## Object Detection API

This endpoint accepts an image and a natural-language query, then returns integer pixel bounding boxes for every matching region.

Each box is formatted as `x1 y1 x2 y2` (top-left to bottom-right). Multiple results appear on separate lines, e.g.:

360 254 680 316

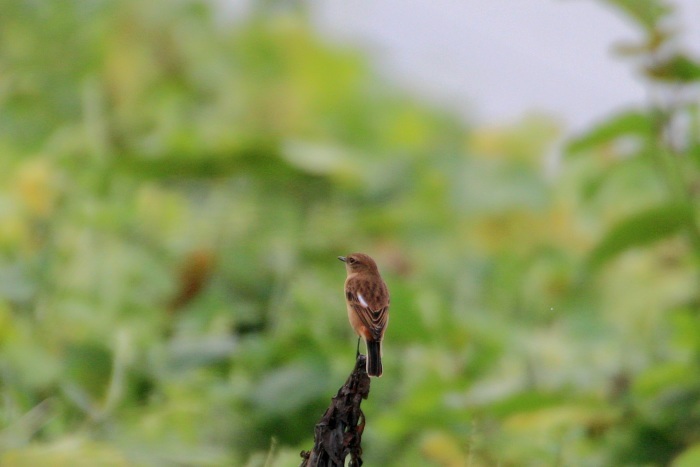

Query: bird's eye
348 257 357 264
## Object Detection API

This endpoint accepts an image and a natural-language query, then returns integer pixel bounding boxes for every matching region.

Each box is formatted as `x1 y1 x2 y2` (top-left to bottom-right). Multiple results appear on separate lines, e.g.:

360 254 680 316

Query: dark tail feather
366 340 383 377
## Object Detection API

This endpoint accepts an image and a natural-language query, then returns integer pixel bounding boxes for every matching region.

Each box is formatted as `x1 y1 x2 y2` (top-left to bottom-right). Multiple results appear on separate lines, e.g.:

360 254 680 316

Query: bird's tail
366 340 383 377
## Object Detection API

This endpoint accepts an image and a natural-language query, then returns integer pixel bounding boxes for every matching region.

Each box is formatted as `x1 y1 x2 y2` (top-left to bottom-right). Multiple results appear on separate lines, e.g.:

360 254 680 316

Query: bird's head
338 253 379 274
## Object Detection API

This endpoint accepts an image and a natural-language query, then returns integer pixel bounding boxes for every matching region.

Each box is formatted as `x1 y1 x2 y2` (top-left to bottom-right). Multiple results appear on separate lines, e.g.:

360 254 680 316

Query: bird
338 253 390 377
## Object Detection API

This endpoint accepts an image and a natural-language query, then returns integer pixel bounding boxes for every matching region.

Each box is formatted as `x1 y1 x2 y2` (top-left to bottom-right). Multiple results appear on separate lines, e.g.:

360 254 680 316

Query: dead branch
300 354 371 467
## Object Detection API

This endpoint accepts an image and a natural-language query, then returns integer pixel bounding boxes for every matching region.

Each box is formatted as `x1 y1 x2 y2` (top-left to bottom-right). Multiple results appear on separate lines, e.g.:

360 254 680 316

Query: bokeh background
2 0 700 465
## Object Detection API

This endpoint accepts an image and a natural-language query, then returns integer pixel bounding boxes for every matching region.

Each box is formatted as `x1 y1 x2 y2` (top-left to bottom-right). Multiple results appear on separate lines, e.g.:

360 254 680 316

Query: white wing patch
357 293 369 308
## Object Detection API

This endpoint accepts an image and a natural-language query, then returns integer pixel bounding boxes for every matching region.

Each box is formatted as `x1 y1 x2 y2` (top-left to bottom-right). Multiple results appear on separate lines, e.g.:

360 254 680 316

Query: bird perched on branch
338 253 390 377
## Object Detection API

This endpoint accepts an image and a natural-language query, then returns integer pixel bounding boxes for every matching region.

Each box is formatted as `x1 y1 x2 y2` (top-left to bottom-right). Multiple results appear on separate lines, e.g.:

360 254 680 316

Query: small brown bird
338 253 390 377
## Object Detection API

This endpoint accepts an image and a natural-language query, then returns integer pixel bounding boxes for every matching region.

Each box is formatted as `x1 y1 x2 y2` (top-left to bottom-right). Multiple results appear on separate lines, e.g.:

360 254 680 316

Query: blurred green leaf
645 54 700 82
674 444 700 467
601 0 671 31
580 155 650 200
567 110 653 154
633 363 697 399
670 308 700 351
691 143 700 169
63 342 113 402
587 203 693 270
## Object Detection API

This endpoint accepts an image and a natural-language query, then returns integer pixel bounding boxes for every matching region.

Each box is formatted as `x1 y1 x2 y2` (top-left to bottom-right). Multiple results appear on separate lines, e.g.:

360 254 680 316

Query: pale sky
311 0 700 132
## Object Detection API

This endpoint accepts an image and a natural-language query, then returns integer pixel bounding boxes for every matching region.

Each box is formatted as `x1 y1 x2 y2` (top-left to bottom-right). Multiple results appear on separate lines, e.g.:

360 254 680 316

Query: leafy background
2 0 700 465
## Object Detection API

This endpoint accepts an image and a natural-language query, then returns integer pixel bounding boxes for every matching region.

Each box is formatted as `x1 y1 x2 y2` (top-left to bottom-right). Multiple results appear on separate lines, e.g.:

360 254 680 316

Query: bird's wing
346 279 389 340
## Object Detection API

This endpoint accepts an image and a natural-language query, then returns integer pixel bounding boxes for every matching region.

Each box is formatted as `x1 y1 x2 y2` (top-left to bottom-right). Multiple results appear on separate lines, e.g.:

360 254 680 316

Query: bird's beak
338 256 347 262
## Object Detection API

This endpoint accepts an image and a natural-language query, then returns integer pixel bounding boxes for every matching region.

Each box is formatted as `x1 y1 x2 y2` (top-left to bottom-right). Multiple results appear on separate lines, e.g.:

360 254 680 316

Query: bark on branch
300 354 371 467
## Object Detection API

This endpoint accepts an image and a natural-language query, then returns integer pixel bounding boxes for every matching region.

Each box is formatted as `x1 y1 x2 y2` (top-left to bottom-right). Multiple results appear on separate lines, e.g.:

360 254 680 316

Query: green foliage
566 110 654 154
601 0 671 31
571 2 700 465
675 444 700 467
586 203 693 270
1 0 699 465
646 54 700 82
